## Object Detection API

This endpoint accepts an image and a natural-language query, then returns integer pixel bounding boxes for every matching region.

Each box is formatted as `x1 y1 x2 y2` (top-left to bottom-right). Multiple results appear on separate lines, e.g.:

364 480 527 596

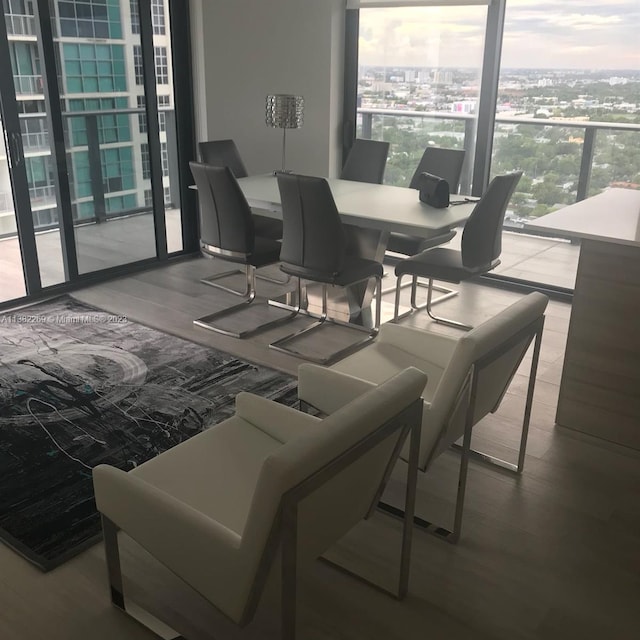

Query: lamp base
273 169 293 175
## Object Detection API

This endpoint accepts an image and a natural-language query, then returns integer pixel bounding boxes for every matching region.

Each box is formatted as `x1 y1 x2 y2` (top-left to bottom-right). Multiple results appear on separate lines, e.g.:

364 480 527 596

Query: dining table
236 174 477 324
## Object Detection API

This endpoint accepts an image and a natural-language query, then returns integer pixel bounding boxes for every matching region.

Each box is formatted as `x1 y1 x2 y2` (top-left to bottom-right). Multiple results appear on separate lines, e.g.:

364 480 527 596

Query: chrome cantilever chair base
200 267 252 296
269 275 382 365
195 265 297 338
382 273 456 305
393 273 472 330
201 265 291 295
381 230 459 313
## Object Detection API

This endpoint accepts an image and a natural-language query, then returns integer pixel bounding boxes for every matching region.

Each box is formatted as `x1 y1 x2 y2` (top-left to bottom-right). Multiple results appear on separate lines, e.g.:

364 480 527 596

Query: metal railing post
86 114 107 223
362 112 373 139
460 118 476 194
577 127 596 202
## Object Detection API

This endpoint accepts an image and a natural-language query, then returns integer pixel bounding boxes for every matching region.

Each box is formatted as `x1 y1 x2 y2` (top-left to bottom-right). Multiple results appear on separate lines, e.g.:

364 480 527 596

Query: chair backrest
341 138 390 184
189 161 254 255
408 146 466 191
277 172 347 275
460 171 522 270
240 367 427 607
428 292 548 463
198 139 249 178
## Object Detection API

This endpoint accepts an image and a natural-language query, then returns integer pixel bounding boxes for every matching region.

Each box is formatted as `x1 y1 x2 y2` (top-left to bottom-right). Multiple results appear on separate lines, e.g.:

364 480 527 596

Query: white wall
191 0 345 177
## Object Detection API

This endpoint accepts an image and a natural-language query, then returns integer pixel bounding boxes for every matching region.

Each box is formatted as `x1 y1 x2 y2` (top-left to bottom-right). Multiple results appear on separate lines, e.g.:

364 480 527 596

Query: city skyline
359 64 640 74
358 0 640 70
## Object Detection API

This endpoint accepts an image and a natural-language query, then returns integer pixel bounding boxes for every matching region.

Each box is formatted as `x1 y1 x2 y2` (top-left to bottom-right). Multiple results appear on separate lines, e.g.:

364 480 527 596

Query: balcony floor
493 230 579 290
0 214 579 304
0 209 184 303
422 227 579 291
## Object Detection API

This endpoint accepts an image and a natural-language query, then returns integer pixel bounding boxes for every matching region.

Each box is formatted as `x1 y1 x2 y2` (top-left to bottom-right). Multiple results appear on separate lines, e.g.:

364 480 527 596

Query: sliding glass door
0 0 194 304
50 0 159 273
1 0 66 299
0 109 28 302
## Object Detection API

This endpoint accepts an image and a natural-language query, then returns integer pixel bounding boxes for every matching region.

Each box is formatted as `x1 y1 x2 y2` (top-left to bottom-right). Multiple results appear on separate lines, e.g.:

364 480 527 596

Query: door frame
0 0 198 307
0 12 42 295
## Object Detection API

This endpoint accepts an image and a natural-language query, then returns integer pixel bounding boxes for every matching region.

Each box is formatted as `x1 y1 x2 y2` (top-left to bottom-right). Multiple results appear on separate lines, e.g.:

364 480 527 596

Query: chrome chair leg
202 266 292 294
195 266 298 338
374 274 382 331
382 272 457 302
200 267 252 297
391 273 459 323
270 276 381 364
393 274 408 322
410 277 457 310
102 516 185 639
376 419 471 545
424 279 473 331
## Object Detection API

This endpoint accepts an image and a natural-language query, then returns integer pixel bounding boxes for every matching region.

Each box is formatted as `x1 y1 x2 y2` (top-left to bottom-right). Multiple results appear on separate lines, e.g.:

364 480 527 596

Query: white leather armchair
93 366 427 640
298 291 549 542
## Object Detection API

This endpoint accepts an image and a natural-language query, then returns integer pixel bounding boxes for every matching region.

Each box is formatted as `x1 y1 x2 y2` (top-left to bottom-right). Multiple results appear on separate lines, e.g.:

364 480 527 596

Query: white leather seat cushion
332 342 444 404
132 416 283 536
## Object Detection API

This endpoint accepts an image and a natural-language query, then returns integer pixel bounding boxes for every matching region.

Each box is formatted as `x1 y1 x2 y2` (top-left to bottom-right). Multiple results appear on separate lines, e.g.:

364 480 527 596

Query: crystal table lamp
265 94 304 173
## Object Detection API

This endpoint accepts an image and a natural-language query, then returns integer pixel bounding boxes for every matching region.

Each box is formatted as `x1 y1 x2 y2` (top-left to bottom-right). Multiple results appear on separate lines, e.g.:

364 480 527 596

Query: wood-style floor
1 256 638 640
0 215 579 304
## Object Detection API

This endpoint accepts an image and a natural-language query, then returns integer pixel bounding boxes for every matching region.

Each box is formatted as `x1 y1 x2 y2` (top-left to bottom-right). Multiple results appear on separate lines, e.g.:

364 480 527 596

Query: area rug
0 296 297 571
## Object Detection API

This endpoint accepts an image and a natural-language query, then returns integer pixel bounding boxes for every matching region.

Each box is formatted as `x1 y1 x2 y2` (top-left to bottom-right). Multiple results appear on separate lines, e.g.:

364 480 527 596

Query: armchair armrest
297 364 377 416
94 465 241 550
235 392 321 443
94 464 254 622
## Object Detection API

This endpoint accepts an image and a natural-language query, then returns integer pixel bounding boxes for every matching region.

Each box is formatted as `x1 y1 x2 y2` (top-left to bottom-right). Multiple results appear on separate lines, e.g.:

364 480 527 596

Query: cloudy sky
358 0 640 69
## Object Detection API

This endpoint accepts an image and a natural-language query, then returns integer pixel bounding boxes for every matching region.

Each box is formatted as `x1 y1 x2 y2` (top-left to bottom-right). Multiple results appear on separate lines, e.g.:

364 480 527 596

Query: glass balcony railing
14 74 44 95
28 184 57 209
0 107 179 237
358 107 640 236
5 13 37 37
0 191 13 214
22 130 50 152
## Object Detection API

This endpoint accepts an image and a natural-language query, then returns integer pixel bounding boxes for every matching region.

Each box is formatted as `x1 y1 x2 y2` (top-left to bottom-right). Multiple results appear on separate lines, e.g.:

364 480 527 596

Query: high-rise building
0 0 174 235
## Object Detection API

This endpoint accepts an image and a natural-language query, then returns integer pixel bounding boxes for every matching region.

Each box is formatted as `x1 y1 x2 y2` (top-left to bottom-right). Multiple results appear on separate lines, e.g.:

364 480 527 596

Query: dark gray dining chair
269 173 384 364
381 147 466 310
387 146 466 257
393 171 523 329
189 162 294 337
199 139 249 178
198 138 283 242
341 138 390 184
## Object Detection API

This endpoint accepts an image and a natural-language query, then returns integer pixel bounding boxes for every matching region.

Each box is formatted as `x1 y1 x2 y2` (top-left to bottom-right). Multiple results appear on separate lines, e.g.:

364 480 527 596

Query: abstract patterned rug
0 296 297 571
